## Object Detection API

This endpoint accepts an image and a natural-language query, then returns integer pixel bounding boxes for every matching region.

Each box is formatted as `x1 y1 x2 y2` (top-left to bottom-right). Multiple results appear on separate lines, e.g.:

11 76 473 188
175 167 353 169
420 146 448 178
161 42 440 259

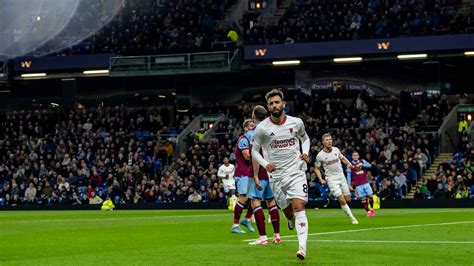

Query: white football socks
294 210 308 253
341 204 355 219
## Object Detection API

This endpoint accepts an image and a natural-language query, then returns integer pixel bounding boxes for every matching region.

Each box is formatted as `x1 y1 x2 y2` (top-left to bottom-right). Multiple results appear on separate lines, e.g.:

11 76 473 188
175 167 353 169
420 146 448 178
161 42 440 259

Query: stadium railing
109 50 240 77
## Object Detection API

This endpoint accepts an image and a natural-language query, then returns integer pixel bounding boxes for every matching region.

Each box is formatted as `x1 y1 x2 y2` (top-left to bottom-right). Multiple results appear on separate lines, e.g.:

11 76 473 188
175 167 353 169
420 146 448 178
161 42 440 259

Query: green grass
0 208 473 265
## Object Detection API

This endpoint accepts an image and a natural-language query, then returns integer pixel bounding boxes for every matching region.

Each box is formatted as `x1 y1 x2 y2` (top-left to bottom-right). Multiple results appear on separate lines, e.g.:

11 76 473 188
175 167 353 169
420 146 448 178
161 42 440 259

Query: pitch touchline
244 221 474 241
285 239 474 244
0 213 229 224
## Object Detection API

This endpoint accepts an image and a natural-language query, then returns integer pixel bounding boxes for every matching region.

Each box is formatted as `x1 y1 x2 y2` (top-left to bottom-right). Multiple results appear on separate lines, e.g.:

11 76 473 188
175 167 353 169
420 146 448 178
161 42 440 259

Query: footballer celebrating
251 89 311 260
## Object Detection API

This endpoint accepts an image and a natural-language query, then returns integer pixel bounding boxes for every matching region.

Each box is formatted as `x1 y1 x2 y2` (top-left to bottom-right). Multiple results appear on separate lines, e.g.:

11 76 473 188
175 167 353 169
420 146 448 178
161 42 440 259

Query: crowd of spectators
53 0 237 56
244 0 473 45
291 91 435 200
413 148 474 199
0 90 472 207
39 0 473 57
299 90 472 201
0 105 188 206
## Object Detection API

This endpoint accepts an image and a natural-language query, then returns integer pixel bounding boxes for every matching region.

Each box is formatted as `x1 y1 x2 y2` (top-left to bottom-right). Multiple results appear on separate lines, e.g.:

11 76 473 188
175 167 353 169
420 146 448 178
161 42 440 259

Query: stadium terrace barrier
0 199 472 211
244 34 474 60
14 54 114 72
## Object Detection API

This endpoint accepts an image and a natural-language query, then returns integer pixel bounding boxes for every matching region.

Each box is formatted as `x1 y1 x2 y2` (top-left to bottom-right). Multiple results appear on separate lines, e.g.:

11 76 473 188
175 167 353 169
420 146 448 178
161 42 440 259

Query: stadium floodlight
397 54 428 60
83 69 109 75
333 57 363 63
272 60 301 66
464 51 474 56
158 95 166 98
21 73 47 78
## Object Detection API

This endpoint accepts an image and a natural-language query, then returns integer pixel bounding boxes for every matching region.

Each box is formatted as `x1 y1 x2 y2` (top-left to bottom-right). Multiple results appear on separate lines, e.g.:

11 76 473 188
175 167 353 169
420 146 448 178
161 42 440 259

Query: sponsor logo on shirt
269 138 297 149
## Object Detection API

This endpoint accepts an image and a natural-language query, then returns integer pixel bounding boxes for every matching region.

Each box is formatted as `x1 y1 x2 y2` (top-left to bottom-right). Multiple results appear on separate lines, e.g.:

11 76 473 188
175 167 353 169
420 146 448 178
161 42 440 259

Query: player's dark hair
252 105 267 121
265 89 284 102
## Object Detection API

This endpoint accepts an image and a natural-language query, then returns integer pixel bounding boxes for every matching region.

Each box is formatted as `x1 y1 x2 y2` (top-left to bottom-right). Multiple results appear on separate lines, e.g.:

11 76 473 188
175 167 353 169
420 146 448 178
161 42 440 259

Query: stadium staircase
266 0 293 27
405 153 453 199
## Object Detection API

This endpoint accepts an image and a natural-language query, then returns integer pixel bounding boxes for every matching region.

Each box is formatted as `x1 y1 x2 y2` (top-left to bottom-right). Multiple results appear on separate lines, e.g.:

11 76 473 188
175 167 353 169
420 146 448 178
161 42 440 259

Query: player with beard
251 89 311 260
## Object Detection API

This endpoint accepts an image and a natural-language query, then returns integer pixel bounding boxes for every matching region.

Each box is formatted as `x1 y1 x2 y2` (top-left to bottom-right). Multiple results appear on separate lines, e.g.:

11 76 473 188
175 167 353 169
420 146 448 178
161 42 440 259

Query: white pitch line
0 213 229 224
244 221 474 242
284 239 474 244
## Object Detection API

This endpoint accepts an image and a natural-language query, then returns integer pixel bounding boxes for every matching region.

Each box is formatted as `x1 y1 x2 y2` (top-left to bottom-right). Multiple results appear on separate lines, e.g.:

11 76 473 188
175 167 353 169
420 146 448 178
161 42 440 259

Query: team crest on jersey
270 132 275 136
289 128 293 133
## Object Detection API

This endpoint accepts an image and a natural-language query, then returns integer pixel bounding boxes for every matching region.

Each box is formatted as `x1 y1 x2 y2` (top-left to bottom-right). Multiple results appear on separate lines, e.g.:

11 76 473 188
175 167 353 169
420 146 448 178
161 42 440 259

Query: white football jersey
252 115 307 179
217 164 235 187
315 147 345 180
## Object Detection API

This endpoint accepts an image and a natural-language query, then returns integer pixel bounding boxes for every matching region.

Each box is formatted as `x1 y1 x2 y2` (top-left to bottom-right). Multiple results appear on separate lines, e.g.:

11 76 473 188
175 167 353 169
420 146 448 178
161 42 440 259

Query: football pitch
0 208 472 265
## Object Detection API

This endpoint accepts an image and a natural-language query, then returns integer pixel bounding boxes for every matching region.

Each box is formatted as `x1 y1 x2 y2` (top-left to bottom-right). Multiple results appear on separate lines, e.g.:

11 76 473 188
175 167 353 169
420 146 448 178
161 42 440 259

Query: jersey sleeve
361 159 371 168
337 148 344 160
238 137 249 150
297 118 306 137
314 154 322 168
251 126 264 150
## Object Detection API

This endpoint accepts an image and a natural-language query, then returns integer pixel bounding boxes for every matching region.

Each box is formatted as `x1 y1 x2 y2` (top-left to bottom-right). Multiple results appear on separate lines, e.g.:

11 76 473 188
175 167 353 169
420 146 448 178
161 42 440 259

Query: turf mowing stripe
285 239 474 244
244 221 474 241
0 213 229 224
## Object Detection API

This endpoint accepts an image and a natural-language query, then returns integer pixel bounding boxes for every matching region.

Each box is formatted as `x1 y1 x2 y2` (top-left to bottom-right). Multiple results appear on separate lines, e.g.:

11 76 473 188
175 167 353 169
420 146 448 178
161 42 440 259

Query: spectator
187 190 202 203
413 186 424 199
198 184 208 202
455 185 469 199
414 148 428 176
89 191 103 205
394 170 407 198
24 183 37 203
123 189 134 204
433 183 446 198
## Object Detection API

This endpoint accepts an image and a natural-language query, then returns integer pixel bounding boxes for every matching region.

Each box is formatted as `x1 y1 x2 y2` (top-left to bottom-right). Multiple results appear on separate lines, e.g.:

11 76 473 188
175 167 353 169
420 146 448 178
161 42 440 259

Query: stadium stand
243 0 473 45
1 90 472 206
53 0 238 56
1 0 473 207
